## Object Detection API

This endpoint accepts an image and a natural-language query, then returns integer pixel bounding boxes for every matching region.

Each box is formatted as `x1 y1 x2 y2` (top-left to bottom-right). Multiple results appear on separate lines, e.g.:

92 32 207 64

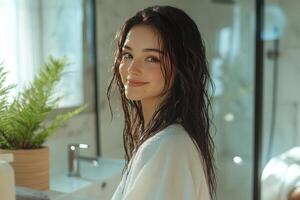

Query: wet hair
107 5 216 199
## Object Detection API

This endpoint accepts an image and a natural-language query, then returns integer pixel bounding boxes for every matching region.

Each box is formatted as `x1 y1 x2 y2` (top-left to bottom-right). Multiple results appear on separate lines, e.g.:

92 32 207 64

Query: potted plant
0 56 86 190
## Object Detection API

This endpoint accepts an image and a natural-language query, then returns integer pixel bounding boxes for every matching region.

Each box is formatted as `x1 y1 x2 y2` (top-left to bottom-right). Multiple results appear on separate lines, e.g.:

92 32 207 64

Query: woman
107 5 216 200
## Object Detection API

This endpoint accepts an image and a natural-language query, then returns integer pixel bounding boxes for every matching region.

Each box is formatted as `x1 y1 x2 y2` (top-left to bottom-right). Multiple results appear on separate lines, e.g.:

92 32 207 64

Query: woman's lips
127 80 148 87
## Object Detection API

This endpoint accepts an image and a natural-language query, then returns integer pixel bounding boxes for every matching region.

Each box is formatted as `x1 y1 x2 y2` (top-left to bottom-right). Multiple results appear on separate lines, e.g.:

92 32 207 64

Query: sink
50 157 124 200
80 157 124 181
69 174 122 200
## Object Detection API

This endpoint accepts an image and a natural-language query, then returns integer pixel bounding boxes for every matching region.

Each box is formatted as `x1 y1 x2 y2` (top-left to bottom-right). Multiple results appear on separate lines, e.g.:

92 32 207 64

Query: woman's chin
125 94 142 101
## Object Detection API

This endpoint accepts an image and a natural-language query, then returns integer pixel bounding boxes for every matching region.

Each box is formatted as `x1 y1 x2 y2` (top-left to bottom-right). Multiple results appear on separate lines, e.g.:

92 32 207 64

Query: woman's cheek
151 67 165 83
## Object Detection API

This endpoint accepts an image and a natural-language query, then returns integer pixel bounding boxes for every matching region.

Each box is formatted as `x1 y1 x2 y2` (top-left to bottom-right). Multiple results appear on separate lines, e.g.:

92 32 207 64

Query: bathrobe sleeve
121 132 210 200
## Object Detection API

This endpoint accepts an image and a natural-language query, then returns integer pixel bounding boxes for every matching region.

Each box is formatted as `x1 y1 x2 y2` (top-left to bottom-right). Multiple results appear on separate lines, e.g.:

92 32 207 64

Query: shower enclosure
261 0 300 199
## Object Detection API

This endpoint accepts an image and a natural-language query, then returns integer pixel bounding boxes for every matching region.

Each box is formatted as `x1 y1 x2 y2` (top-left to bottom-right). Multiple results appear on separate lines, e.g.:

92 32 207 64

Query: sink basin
80 157 124 181
50 157 124 200
69 174 122 200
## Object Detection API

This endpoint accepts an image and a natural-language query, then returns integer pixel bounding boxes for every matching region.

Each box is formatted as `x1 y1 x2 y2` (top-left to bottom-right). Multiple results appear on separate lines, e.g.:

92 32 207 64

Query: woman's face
119 25 169 103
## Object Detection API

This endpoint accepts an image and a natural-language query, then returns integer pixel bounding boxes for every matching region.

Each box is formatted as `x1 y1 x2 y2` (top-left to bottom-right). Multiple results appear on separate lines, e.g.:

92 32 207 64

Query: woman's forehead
123 25 162 50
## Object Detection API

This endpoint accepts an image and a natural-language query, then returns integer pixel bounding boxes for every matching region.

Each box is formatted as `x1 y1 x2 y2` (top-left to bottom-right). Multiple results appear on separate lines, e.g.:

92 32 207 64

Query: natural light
0 0 84 108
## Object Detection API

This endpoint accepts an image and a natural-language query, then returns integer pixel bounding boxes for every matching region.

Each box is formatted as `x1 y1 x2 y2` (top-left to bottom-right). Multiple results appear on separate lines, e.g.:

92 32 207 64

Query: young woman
107 5 216 200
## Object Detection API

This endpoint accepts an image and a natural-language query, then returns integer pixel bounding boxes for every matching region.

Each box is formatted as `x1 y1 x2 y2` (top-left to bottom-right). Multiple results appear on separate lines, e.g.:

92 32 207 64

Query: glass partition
261 1 300 199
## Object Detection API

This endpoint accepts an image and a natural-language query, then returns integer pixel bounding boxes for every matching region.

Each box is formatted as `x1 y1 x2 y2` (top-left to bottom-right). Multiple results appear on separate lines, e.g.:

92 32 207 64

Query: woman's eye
146 56 160 63
121 52 132 59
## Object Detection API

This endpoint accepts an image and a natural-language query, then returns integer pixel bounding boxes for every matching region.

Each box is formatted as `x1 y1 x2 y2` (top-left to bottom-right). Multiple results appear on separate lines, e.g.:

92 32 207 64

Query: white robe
262 147 300 200
111 123 211 200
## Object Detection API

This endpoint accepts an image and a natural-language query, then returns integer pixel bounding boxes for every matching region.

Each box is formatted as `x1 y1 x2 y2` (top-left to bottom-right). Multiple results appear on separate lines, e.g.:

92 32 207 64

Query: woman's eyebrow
143 48 165 55
123 45 165 55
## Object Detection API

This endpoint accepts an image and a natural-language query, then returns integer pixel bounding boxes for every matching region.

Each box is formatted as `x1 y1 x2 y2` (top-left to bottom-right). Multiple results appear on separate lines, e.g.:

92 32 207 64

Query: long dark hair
107 5 216 199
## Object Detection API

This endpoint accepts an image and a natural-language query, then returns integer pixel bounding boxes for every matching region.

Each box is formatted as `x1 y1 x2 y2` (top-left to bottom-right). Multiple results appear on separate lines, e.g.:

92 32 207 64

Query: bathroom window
0 0 86 108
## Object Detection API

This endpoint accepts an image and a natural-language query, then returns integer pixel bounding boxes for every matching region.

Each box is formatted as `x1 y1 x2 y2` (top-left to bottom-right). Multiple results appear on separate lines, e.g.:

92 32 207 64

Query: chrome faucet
68 143 98 177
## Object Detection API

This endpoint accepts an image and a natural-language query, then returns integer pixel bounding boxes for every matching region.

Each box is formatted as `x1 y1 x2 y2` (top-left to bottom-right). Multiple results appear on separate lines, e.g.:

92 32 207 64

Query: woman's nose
128 59 141 75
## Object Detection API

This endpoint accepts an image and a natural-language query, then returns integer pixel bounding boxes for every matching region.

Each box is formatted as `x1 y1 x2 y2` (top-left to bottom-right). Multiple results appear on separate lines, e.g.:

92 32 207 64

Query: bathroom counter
16 186 63 200
16 186 94 200
16 186 66 200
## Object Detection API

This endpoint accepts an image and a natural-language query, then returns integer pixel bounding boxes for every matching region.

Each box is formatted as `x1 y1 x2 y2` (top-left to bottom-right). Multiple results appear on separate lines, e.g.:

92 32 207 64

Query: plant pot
0 146 49 190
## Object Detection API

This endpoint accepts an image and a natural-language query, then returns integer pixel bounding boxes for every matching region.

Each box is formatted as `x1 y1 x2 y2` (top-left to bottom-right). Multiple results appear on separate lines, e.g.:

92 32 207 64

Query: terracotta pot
0 147 49 190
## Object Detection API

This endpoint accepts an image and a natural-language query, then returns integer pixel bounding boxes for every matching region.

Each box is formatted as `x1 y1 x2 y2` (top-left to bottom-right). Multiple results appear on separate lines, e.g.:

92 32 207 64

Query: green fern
0 57 86 149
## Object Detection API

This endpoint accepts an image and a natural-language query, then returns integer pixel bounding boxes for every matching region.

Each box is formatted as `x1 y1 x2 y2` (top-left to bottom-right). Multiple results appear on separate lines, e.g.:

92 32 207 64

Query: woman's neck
141 98 160 128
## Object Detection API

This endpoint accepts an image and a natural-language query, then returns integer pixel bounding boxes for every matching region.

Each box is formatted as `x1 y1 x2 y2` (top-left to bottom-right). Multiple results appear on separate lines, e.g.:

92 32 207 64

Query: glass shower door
210 1 256 199
261 1 300 200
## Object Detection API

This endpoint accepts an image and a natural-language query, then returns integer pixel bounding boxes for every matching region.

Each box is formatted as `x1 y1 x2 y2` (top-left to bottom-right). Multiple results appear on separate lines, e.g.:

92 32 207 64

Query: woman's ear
289 187 300 200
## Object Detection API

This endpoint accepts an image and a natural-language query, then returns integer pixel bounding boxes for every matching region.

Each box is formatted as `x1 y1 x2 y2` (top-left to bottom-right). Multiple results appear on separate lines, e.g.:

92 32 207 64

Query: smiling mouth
127 80 148 87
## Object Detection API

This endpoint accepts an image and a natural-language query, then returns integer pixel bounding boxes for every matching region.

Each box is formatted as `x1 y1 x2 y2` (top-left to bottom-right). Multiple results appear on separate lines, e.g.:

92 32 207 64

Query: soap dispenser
0 153 16 200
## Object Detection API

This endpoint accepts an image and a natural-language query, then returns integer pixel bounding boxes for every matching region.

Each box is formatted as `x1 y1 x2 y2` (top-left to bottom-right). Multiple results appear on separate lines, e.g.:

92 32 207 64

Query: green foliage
0 57 86 149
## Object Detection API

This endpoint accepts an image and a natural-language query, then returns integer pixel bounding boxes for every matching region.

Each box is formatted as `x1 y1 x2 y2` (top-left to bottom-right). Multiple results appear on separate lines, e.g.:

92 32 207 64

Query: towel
262 147 300 200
